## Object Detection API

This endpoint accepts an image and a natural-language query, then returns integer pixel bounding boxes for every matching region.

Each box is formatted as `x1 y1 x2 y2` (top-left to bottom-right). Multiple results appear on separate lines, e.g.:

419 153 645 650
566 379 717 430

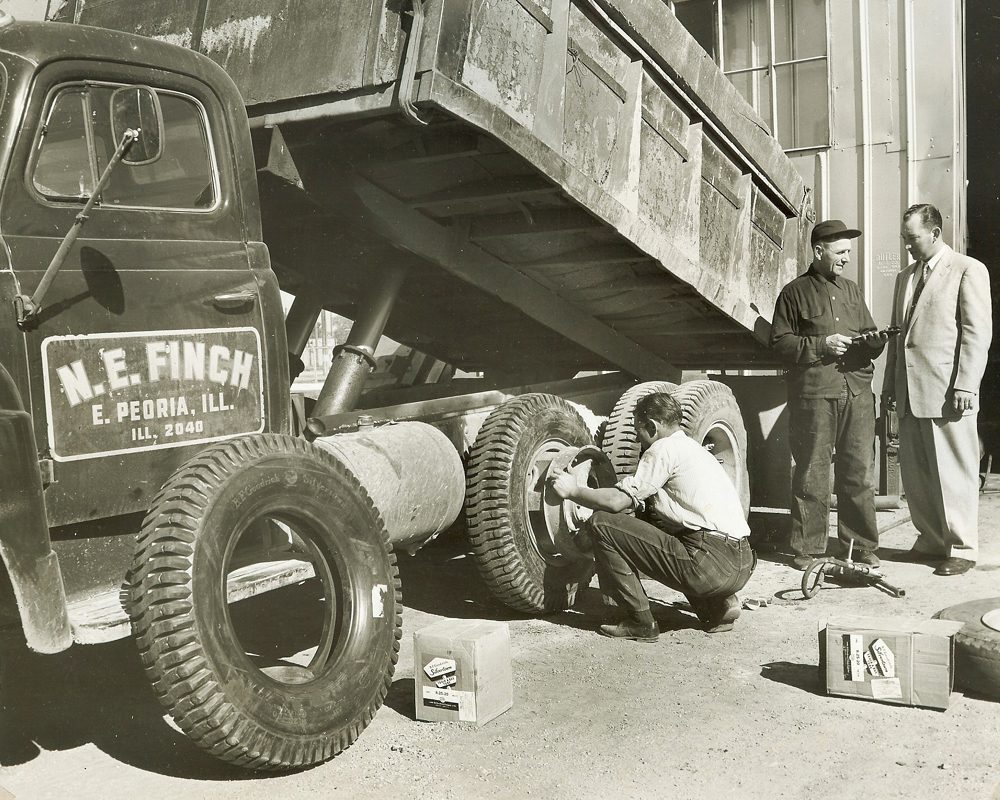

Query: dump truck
1 0 810 770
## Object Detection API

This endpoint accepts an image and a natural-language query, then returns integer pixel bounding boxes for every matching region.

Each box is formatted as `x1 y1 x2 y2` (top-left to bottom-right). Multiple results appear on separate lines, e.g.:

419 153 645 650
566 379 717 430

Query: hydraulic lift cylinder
311 265 407 418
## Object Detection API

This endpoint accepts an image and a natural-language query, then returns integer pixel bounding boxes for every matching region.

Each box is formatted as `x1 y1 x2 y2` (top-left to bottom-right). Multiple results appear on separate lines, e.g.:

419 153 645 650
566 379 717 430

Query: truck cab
0 17 293 644
0 19 288 512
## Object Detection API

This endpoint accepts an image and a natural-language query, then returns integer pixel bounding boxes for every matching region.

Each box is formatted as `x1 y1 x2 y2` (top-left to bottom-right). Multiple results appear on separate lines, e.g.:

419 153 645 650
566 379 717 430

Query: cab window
32 88 94 199
31 82 218 210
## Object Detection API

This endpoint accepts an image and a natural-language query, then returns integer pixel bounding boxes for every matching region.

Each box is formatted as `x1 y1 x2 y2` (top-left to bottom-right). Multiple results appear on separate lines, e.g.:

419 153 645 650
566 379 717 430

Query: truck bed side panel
65 0 406 107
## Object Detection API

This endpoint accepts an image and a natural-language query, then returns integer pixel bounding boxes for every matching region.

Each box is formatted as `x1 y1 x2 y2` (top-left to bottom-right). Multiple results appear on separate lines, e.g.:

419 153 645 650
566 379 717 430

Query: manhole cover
982 608 1000 632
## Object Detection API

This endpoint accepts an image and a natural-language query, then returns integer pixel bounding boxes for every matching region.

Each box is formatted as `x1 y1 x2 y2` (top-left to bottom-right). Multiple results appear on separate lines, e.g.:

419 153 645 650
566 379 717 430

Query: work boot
684 593 711 621
685 593 741 633
702 594 741 634
598 620 659 642
850 549 880 568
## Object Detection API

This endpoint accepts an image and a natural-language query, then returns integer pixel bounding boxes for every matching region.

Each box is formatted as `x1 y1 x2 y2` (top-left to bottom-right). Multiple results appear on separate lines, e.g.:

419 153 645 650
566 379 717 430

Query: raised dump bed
0 5 815 769
64 0 810 383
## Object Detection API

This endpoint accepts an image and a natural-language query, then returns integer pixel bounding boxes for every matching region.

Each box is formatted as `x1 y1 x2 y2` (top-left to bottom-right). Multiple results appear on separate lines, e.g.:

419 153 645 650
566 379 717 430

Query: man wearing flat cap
770 220 891 569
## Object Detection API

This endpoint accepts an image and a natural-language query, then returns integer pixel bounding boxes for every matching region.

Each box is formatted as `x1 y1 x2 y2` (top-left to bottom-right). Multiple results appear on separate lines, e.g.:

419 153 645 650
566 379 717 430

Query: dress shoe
895 547 938 564
933 557 976 576
850 549 880 568
598 620 659 642
702 594 740 633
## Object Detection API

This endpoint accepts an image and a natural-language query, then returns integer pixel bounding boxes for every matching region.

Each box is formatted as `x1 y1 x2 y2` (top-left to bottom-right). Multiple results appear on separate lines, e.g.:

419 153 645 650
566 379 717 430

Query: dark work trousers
586 511 756 621
788 383 878 556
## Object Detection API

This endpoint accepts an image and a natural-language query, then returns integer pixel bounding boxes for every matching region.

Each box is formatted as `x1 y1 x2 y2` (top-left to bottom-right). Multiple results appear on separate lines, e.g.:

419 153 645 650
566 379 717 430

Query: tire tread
128 433 401 770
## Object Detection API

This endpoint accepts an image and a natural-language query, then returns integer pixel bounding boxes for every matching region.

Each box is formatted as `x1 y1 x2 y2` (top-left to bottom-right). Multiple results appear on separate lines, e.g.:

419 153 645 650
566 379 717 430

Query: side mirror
110 85 163 166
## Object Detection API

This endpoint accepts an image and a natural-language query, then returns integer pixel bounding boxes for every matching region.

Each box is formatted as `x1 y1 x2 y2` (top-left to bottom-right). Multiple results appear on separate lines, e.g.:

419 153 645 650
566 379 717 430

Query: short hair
903 203 943 231
634 392 682 428
813 238 848 254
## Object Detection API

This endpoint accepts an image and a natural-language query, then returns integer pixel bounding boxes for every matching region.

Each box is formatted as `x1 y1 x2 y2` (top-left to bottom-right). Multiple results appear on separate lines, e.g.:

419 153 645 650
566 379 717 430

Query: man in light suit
883 203 993 576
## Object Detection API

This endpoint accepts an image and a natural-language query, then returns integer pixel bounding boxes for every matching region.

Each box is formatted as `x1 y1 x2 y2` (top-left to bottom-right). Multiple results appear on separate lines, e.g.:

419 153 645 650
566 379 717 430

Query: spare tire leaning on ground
934 597 1000 701
128 433 401 769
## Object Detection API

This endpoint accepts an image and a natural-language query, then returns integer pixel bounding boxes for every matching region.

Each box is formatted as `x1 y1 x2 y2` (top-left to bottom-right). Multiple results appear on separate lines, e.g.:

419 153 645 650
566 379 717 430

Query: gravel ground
2 486 999 800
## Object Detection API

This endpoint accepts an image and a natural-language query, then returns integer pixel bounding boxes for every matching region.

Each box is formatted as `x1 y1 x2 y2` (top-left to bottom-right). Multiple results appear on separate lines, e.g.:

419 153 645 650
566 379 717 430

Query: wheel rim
222 508 345 687
983 608 1000 633
702 421 740 489
524 437 576 564
530 443 615 562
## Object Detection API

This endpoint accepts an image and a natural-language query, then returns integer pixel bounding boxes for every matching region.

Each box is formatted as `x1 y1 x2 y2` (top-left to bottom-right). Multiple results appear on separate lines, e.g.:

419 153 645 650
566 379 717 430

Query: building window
668 0 830 151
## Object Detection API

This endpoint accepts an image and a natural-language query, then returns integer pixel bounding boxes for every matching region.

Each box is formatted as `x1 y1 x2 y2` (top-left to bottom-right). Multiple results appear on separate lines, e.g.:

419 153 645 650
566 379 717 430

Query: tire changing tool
801 541 905 599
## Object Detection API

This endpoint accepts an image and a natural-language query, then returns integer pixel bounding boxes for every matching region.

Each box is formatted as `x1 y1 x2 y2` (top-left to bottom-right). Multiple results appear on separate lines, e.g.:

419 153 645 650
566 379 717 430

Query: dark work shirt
770 266 883 398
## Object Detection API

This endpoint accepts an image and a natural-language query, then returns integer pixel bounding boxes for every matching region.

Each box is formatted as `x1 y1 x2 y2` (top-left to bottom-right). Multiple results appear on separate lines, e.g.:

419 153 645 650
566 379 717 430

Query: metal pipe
725 55 826 77
767 0 778 141
399 0 431 126
345 264 407 348
903 0 916 206
285 295 324 384
859 0 874 308
284 295 323 356
310 264 408 418
716 0 725 71
954 1 968 250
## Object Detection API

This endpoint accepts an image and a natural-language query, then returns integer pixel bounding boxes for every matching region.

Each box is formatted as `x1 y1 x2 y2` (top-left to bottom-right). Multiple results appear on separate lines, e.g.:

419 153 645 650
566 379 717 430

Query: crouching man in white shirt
550 392 756 641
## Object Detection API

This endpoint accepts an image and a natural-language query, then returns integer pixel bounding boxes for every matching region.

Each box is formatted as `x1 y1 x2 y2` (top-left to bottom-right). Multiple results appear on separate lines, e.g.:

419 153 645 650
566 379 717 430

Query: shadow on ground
395 531 527 622
0 631 254 779
0 578 396 778
558 587 703 632
383 678 417 720
759 661 825 696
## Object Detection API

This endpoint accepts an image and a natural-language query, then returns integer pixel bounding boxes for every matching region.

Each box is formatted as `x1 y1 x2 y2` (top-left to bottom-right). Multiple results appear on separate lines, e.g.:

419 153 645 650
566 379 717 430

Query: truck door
0 61 269 527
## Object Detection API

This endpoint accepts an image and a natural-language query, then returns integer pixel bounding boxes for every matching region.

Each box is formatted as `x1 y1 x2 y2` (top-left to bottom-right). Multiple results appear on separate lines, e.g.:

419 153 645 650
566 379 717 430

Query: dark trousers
788 385 878 556
585 511 756 620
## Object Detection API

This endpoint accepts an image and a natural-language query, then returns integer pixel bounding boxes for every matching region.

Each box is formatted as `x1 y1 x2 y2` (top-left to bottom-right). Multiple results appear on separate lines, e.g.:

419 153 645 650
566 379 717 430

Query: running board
66 559 316 645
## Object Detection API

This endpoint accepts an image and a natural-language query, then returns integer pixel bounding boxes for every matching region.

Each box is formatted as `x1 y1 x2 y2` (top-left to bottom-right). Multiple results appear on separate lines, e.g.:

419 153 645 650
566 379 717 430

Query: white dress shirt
903 244 948 315
616 430 750 538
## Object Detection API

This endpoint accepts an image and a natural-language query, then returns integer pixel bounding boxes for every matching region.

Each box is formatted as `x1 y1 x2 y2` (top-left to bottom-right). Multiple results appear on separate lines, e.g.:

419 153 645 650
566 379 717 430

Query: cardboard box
820 615 965 709
414 619 512 725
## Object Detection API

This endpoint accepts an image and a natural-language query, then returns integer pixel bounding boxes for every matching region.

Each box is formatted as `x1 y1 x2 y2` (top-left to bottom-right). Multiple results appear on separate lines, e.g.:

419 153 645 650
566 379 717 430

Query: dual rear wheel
464 381 749 613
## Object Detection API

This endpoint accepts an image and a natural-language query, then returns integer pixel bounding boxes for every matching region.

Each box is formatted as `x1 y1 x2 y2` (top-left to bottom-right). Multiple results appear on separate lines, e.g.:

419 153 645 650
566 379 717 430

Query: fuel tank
314 420 465 551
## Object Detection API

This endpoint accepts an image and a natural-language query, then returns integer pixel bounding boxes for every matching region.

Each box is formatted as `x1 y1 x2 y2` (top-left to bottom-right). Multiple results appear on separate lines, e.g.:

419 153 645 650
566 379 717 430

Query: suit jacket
884 245 992 418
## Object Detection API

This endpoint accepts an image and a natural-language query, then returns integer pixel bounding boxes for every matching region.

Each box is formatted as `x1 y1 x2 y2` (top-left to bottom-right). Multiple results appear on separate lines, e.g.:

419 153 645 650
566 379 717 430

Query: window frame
670 0 832 152
27 79 222 213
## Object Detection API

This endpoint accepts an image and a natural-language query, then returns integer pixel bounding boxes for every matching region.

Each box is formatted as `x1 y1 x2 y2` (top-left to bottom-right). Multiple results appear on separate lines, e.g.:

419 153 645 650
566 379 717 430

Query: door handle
212 290 256 310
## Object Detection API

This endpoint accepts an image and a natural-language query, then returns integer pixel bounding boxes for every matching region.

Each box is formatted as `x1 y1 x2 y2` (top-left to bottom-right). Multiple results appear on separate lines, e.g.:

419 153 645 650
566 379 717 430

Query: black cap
811 219 862 245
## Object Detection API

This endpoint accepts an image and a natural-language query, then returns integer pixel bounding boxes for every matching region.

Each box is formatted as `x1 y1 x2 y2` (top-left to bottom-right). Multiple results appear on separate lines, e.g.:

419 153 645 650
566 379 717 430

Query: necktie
907 261 928 321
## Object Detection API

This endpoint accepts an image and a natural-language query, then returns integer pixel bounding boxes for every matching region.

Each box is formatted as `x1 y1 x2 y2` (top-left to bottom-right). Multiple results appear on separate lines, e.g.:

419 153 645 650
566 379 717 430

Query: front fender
0 404 72 653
